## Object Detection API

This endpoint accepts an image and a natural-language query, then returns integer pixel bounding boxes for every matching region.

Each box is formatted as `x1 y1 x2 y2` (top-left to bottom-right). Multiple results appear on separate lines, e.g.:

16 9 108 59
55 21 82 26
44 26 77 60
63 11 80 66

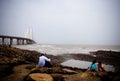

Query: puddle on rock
61 59 115 72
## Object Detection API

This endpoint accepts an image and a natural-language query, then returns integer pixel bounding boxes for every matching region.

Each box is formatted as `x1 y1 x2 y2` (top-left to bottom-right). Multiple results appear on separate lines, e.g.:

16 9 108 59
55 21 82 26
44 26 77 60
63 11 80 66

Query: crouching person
38 54 52 68
88 60 97 71
97 61 106 72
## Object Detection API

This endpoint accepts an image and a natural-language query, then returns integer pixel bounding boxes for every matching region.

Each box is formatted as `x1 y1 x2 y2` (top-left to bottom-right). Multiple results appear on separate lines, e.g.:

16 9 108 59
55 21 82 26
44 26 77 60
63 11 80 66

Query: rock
97 72 110 81
0 65 13 78
51 74 63 81
26 73 53 81
113 76 120 81
62 68 78 74
30 67 78 74
63 72 102 81
0 64 32 81
30 67 63 74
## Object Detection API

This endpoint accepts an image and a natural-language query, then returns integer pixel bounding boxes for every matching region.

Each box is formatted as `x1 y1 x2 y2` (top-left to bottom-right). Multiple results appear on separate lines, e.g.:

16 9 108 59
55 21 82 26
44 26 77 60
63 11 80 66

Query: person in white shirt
38 54 52 67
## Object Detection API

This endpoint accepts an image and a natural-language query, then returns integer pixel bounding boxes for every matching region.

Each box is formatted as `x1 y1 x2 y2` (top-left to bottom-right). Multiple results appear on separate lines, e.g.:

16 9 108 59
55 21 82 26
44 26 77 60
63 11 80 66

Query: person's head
41 54 44 56
98 61 102 64
92 60 96 64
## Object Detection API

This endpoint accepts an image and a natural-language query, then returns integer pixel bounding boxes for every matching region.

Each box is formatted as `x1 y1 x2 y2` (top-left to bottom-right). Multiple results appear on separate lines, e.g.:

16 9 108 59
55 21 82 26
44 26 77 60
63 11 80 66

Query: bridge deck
0 35 35 45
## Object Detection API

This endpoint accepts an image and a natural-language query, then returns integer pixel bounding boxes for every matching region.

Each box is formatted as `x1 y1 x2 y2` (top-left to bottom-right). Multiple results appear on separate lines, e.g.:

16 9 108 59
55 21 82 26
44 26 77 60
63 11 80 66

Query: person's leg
44 61 53 67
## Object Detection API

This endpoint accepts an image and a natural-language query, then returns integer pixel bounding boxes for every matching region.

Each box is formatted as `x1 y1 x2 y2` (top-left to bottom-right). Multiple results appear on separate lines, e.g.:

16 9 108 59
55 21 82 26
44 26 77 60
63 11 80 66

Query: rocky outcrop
0 45 120 81
26 73 53 81
25 67 117 81
0 64 34 81
0 45 41 64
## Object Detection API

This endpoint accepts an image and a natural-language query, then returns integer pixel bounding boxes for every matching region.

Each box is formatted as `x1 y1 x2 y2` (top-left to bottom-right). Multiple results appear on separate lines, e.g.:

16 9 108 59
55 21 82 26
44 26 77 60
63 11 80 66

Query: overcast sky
0 0 120 45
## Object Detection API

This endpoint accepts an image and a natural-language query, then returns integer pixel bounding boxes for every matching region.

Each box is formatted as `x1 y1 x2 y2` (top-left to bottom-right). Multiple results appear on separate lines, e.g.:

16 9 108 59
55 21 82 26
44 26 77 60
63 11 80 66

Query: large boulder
26 73 53 81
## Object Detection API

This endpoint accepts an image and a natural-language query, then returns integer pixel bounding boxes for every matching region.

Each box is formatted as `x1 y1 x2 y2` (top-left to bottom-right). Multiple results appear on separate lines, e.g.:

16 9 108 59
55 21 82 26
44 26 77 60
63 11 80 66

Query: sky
0 0 120 45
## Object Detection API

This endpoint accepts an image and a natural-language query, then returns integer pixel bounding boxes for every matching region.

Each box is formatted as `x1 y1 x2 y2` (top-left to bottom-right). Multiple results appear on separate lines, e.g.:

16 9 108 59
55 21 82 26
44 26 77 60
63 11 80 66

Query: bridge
0 35 36 45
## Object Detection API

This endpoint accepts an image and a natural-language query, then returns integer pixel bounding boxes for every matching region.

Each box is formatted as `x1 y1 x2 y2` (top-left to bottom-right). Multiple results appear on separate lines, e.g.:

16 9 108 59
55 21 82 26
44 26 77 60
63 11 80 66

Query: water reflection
61 59 115 72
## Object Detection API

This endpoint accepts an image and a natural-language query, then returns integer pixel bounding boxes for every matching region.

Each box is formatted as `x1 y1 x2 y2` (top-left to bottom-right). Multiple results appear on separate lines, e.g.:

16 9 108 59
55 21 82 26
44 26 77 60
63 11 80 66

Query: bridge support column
26 40 29 44
17 39 20 45
22 39 25 45
2 37 5 45
10 38 13 45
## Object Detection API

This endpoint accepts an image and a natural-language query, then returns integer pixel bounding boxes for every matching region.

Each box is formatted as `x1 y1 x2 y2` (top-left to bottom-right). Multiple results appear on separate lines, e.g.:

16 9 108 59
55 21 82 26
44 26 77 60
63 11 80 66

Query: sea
13 44 120 55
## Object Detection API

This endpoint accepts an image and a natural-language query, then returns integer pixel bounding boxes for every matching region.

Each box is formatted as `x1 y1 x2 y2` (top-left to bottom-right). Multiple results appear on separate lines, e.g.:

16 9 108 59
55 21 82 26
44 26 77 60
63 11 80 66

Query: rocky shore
0 45 120 81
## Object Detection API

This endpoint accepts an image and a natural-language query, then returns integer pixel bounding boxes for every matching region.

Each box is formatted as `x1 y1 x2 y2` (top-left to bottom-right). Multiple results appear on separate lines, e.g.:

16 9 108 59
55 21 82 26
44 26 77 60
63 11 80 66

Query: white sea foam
13 44 120 55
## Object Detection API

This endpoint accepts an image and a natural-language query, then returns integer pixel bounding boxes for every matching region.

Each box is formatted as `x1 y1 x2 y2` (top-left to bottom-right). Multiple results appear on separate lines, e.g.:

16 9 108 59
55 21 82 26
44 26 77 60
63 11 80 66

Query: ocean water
13 44 120 55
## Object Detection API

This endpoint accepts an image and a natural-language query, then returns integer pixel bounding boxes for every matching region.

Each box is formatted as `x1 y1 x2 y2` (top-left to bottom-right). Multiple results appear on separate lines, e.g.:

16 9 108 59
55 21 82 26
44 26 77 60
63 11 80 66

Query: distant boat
25 28 33 39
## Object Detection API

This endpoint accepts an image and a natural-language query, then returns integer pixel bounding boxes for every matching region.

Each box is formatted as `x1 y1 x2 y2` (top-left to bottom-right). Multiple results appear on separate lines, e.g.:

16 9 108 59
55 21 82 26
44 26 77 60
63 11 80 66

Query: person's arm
44 56 51 62
102 64 106 71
